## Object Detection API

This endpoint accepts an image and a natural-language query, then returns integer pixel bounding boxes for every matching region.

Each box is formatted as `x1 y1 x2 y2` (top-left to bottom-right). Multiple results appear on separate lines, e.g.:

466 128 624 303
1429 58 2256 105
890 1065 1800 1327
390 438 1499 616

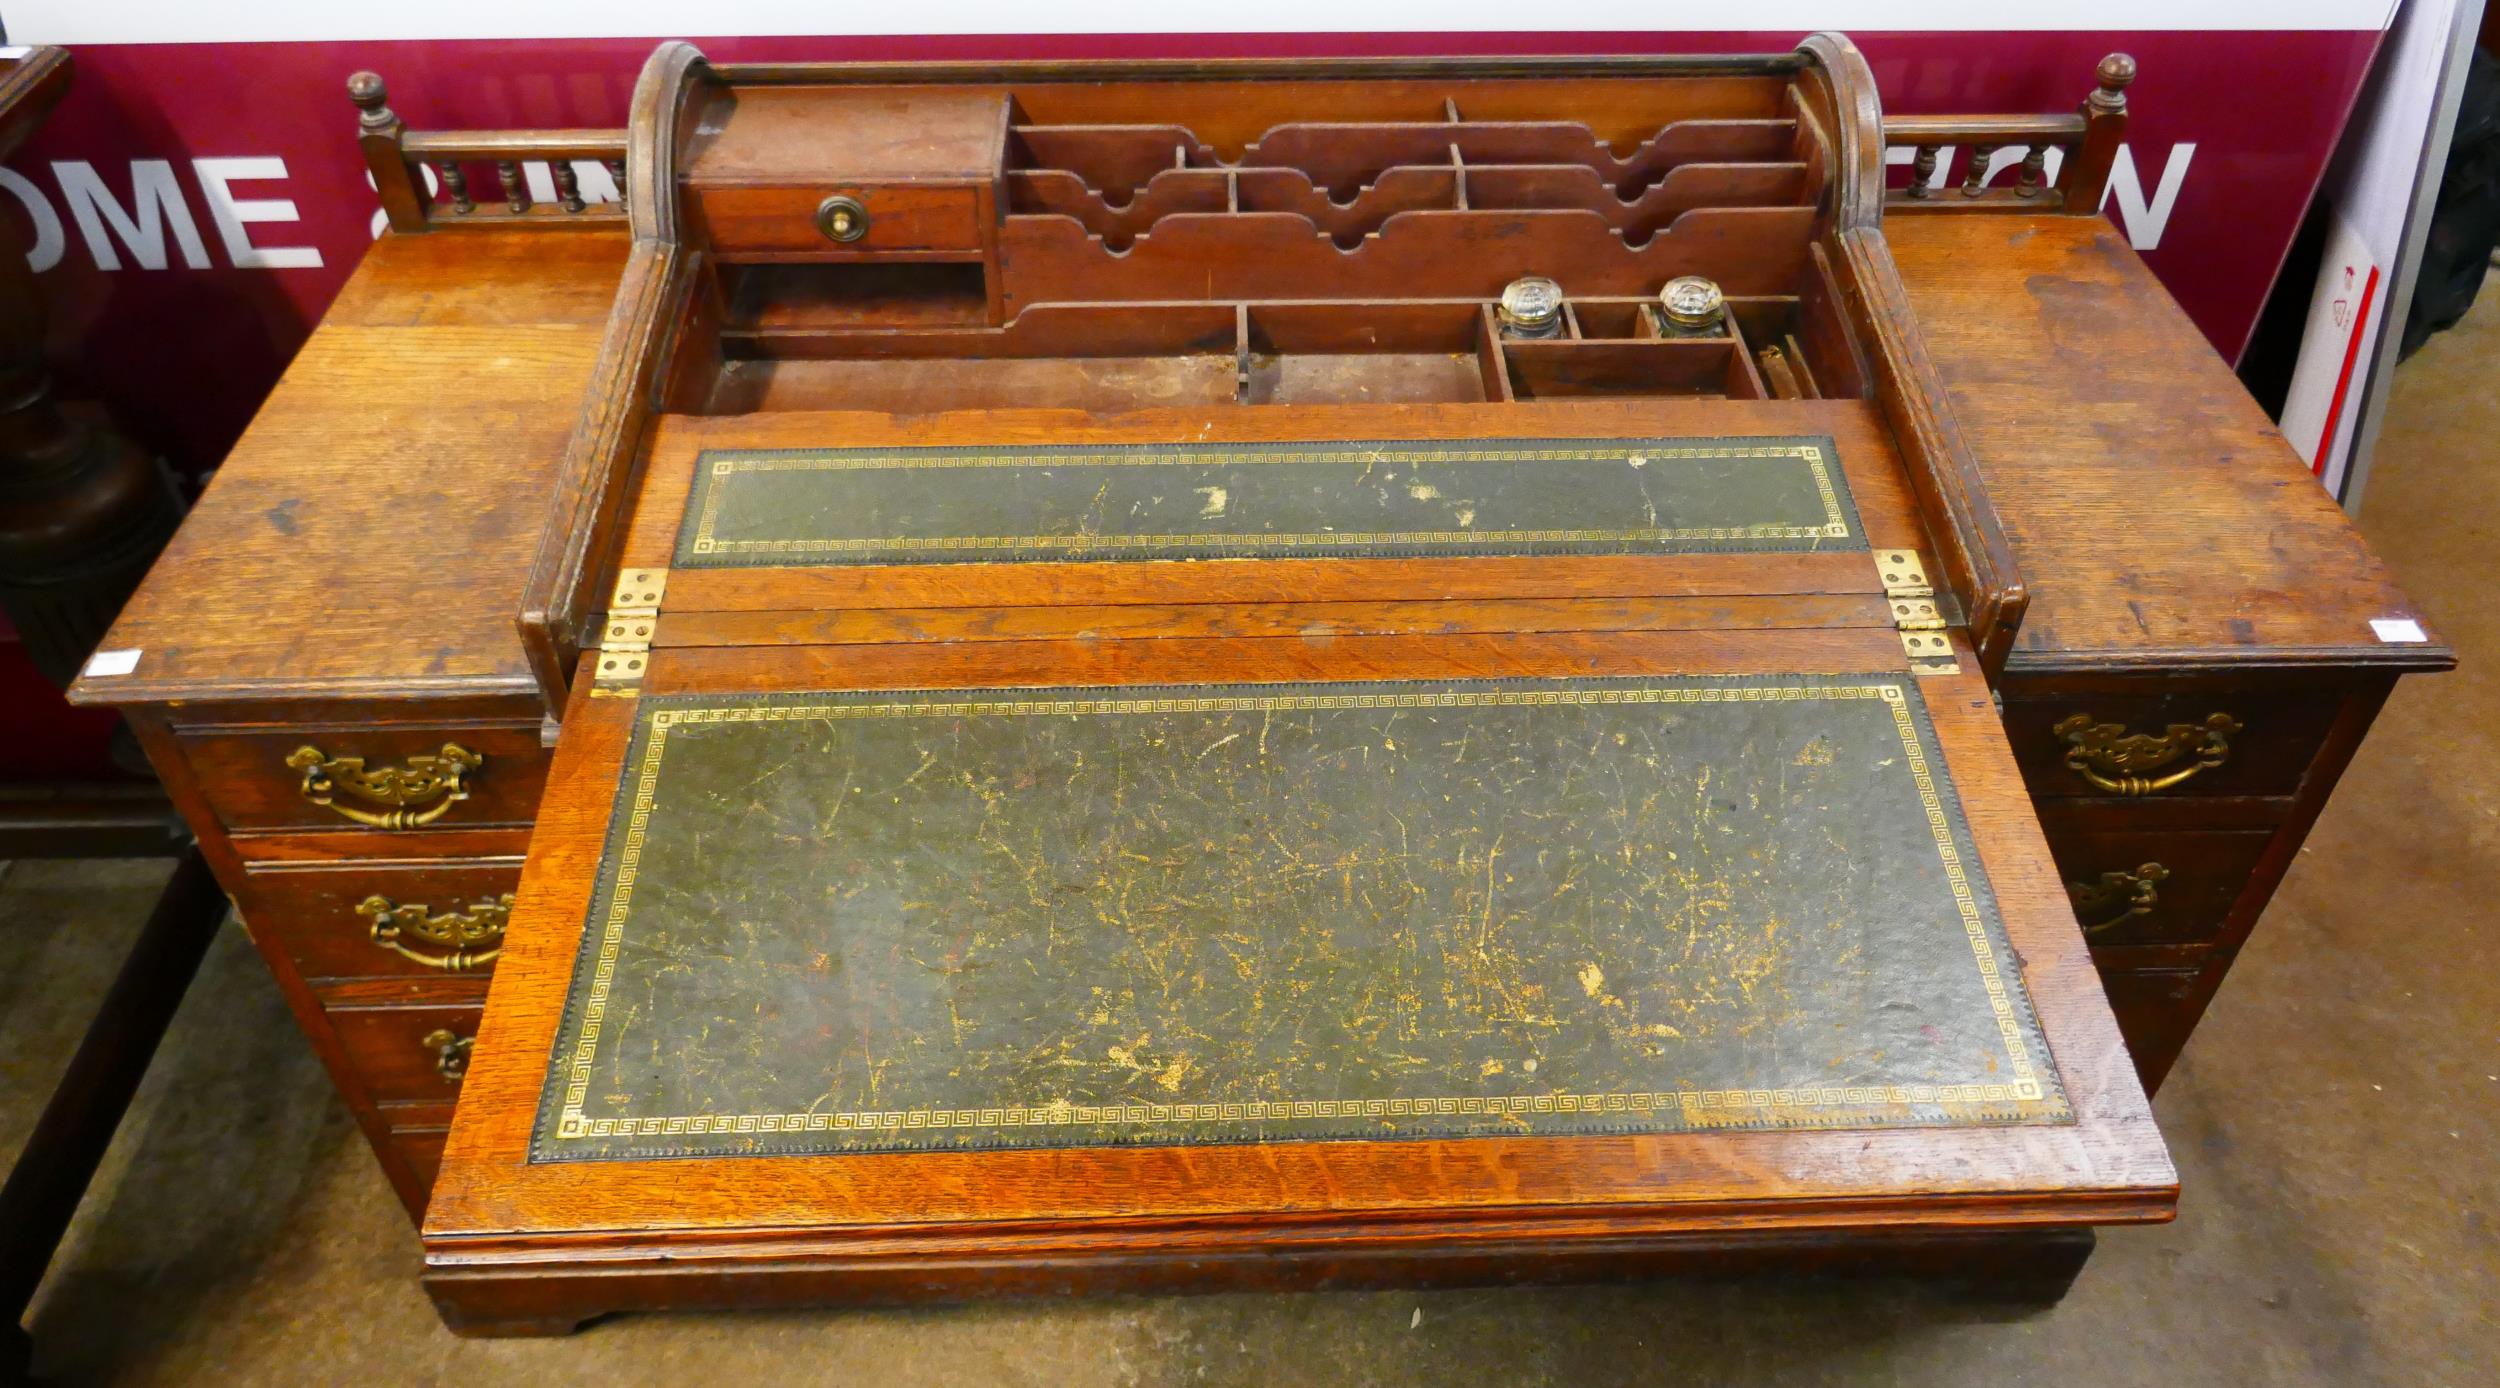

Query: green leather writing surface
535 677 2065 1162
675 436 1859 566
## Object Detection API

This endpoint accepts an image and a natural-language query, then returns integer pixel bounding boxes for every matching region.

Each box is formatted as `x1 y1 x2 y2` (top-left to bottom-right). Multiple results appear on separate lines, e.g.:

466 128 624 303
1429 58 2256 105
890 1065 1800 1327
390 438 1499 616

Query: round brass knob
815 195 869 244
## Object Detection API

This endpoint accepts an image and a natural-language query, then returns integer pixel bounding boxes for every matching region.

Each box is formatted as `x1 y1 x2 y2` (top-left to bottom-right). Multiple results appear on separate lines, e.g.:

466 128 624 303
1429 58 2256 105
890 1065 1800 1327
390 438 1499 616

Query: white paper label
2370 618 2428 644
83 648 141 677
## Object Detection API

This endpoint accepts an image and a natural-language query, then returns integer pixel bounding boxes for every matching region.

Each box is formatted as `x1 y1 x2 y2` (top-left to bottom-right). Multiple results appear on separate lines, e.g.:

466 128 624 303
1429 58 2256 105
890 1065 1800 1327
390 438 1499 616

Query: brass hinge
1875 548 1933 599
1875 550 1959 676
1898 627 1958 672
593 567 666 690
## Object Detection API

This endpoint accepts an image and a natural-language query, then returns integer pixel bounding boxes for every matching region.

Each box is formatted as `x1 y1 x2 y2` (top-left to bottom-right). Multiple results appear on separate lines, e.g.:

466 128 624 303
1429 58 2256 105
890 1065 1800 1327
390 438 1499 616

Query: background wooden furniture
0 45 224 1381
66 39 2444 1243
0 48 184 694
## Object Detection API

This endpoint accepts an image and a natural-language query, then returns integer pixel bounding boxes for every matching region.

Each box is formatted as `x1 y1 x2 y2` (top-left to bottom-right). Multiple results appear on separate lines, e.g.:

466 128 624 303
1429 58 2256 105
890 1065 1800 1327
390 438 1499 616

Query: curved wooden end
624 41 713 243
1795 32 1886 231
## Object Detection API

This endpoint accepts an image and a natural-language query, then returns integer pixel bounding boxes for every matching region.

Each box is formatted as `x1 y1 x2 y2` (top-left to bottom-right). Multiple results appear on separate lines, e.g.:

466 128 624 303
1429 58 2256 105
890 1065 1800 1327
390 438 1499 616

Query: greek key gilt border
676 437 1857 564
541 680 2067 1152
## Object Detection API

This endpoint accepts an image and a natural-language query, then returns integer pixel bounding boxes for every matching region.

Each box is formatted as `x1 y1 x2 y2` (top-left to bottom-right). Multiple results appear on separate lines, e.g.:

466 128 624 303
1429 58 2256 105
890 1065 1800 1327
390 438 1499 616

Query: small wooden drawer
2040 826 2272 946
694 184 984 257
330 1002 481 1106
379 1100 455 1193
183 726 550 833
2004 692 2344 800
240 857 520 982
2094 962 2213 1092
388 1127 449 1193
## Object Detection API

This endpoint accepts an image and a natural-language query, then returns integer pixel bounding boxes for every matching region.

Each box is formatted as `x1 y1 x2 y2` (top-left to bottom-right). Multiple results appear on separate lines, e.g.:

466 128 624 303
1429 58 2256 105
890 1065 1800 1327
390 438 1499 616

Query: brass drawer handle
422 1028 474 1084
2069 862 2170 934
815 194 868 243
2052 712 2241 795
285 743 482 828
357 893 512 971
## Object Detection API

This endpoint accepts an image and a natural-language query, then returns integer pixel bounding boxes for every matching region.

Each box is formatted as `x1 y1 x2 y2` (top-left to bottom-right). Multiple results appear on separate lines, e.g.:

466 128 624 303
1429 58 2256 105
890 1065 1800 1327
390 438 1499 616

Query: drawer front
240 857 520 982
2095 964 2212 1094
379 1100 455 1194
2043 826 2273 946
2005 692 2343 800
330 1002 481 1106
185 726 550 833
388 1127 448 1193
695 183 983 255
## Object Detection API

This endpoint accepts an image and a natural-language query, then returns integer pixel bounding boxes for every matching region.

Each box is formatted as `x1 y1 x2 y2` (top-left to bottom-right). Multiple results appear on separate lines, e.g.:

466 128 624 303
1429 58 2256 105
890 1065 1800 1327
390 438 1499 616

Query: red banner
0 22 2389 776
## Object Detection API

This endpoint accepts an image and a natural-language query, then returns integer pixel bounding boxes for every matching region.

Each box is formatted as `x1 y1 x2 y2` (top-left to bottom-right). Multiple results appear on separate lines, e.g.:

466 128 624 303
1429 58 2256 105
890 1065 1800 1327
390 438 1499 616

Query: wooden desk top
1890 215 2446 676
73 213 2442 712
78 230 627 708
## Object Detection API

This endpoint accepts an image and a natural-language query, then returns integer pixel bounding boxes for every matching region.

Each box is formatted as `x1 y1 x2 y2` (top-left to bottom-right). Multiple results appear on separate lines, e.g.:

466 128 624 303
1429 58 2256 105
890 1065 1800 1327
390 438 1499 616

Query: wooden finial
350 70 427 232
348 71 396 130
2062 54 2137 214
2092 54 2137 114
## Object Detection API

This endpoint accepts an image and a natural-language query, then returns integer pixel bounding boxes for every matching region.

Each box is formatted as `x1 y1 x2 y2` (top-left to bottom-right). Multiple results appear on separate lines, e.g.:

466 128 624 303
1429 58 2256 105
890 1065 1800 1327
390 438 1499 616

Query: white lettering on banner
5 142 2201 269
1878 141 2196 252
520 158 623 207
14 158 321 272
2106 144 2196 251
54 160 209 270
572 160 623 205
0 168 66 272
195 157 323 268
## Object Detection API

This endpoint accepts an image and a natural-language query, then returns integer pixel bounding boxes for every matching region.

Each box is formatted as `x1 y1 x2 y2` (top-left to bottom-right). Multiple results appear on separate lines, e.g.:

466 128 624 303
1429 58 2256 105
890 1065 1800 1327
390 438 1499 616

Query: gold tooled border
552 683 2062 1144
685 442 1851 558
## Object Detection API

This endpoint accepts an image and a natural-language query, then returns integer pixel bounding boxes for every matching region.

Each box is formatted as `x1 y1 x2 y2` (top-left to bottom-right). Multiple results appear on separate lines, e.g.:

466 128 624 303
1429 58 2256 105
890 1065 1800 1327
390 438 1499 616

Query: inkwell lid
1658 276 1727 333
1496 276 1566 335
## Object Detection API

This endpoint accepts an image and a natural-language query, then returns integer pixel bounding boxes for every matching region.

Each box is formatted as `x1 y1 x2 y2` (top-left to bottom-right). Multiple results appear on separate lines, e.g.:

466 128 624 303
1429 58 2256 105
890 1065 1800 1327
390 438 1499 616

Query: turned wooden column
0 48 183 688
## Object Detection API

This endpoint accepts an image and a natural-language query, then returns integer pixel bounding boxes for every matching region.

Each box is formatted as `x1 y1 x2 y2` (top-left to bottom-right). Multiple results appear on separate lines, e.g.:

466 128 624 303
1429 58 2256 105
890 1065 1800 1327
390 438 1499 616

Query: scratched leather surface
534 676 2066 1162
674 436 1859 566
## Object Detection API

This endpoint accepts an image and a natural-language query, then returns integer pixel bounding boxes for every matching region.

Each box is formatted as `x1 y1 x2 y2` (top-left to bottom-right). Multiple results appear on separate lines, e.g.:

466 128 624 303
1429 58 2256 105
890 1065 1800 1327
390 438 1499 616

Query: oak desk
68 38 2441 1326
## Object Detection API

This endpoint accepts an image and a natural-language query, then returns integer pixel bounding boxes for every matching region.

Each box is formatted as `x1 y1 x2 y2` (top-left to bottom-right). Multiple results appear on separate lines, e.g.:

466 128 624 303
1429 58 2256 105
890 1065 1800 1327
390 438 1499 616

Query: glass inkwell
1495 276 1567 340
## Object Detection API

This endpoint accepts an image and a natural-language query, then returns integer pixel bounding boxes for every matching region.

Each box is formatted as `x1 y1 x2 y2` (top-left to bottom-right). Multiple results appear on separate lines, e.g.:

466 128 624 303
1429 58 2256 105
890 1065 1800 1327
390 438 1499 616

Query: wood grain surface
426 634 2171 1257
1890 215 2452 673
66 230 627 708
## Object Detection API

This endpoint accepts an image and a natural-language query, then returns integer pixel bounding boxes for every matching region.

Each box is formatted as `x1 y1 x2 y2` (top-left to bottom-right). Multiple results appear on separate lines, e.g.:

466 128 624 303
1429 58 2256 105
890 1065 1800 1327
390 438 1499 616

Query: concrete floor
5 301 2495 1388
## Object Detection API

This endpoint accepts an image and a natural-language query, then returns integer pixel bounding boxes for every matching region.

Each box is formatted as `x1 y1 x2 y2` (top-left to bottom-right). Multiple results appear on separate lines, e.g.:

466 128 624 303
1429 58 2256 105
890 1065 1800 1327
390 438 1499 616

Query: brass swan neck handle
357 893 511 971
2069 863 2170 934
2053 713 2240 796
285 743 483 828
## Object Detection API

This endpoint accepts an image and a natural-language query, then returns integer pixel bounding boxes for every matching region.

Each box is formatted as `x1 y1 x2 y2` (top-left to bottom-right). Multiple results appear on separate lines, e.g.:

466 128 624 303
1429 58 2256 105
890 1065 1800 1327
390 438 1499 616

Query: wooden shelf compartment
996 72 1796 155
1004 116 1803 202
1500 338 1763 400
